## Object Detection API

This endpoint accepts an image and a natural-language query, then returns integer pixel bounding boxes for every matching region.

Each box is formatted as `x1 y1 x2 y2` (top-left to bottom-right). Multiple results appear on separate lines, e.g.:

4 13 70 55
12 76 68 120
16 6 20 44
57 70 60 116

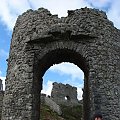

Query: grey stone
44 96 62 115
1 7 120 120
0 91 4 120
0 79 3 91
51 82 79 106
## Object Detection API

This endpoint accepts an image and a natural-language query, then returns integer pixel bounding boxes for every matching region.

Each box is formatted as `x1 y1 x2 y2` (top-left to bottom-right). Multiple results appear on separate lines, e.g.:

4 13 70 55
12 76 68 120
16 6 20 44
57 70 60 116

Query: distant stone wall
0 79 3 91
0 91 4 120
41 82 81 116
51 82 79 106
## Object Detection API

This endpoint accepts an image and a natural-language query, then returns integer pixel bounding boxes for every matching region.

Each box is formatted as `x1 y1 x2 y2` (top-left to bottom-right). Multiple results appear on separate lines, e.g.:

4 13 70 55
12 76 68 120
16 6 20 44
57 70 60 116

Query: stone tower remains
1 7 120 120
0 79 4 120
51 82 79 106
0 79 3 91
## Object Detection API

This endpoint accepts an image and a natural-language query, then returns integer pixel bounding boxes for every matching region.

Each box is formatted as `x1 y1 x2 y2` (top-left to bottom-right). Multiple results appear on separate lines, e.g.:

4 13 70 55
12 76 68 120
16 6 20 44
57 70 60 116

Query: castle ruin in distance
0 7 120 120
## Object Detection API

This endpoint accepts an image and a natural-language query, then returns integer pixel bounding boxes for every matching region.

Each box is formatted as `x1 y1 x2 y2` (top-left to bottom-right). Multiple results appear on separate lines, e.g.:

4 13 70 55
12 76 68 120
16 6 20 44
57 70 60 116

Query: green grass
40 104 64 120
40 104 83 120
60 105 83 120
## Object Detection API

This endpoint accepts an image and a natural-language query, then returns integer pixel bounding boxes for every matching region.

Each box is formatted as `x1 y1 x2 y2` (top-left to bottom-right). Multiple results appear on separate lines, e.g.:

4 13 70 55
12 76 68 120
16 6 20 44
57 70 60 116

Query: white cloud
87 0 112 8
31 0 91 17
86 0 120 29
0 0 31 30
77 87 83 100
50 62 84 81
41 80 53 96
0 0 91 30
0 76 6 91
107 1 120 29
8 0 31 14
0 0 120 30
0 0 17 30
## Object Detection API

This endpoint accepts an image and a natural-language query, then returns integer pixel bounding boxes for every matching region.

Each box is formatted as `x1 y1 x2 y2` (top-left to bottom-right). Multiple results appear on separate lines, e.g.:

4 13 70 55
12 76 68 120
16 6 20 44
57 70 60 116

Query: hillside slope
40 104 83 120
40 104 65 120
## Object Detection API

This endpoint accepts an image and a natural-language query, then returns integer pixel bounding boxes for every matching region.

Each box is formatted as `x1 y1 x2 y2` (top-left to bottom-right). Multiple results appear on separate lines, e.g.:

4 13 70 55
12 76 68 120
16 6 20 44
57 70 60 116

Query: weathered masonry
0 79 4 120
1 7 120 120
51 82 79 106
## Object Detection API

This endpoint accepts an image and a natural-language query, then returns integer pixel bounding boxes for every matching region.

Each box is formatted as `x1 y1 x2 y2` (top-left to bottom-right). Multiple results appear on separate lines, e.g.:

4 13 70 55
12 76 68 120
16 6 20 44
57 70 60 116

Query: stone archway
1 7 120 120
34 47 89 120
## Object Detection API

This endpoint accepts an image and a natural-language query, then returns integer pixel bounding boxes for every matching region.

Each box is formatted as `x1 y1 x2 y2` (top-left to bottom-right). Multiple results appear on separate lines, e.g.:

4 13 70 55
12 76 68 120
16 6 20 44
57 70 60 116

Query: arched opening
33 49 90 120
41 62 84 100
41 62 84 119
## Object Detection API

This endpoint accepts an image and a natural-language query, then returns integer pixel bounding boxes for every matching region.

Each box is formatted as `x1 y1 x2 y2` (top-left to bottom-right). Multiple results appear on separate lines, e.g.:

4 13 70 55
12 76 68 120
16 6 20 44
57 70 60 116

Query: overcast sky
0 0 120 100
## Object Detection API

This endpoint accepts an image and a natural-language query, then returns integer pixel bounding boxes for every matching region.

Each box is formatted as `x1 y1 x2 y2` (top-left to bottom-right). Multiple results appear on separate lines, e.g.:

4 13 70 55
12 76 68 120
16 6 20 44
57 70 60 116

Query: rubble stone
1 7 120 120
51 82 79 106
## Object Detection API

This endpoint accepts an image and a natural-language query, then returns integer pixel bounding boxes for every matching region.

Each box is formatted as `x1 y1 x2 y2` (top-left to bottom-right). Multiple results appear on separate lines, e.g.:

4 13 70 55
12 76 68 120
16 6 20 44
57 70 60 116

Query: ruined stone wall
0 91 4 120
1 7 120 120
51 82 79 106
0 79 4 120
0 79 3 91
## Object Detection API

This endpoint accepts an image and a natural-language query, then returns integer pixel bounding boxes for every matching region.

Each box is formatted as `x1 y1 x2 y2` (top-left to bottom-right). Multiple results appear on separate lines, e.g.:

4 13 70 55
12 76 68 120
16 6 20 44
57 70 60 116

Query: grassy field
40 104 83 120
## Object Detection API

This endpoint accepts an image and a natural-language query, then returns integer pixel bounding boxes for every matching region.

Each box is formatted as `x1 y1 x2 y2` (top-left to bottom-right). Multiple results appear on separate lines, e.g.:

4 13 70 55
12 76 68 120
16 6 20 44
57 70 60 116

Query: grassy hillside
40 104 83 120
61 105 83 120
40 104 65 120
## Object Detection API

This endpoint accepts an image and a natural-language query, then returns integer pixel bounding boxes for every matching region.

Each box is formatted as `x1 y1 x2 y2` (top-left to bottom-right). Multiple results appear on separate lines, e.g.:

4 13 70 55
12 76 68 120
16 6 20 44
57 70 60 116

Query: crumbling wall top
51 82 79 106
12 7 117 45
